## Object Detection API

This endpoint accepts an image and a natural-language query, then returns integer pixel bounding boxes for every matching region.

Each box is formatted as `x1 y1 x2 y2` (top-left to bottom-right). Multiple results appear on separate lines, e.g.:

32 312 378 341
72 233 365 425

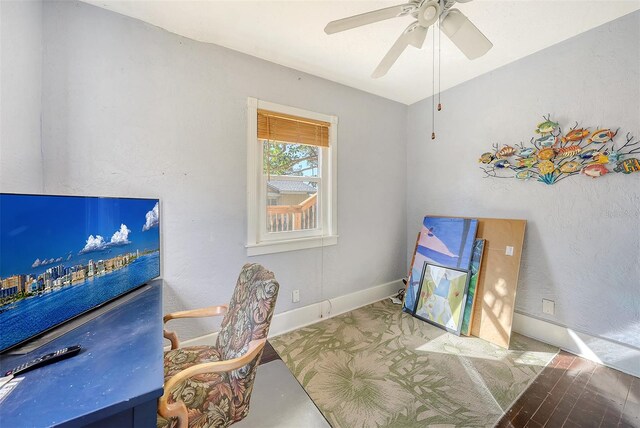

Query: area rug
270 299 558 428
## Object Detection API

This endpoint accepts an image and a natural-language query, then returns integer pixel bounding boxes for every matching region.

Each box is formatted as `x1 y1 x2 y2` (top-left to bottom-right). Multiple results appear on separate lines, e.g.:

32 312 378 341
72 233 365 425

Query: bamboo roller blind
257 109 330 147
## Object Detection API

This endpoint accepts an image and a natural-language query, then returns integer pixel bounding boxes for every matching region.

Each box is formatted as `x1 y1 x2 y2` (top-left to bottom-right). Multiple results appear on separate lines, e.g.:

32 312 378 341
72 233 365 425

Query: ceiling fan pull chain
431 21 436 140
437 13 442 112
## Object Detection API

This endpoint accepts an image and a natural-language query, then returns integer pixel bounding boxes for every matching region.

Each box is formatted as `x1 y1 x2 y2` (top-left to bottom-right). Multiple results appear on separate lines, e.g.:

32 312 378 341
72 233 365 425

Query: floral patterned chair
157 263 279 428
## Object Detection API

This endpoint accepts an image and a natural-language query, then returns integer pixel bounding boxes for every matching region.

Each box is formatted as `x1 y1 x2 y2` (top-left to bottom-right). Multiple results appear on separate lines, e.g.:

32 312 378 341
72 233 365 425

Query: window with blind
247 98 338 256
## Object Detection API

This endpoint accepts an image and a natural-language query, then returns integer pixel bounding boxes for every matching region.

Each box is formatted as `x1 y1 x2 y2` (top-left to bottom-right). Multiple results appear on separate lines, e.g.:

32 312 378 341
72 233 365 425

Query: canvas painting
460 239 486 336
414 263 469 334
404 217 478 313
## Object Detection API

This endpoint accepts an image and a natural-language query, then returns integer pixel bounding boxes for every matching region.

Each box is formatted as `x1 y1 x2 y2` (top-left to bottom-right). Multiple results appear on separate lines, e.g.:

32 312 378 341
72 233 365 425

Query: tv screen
0 194 160 352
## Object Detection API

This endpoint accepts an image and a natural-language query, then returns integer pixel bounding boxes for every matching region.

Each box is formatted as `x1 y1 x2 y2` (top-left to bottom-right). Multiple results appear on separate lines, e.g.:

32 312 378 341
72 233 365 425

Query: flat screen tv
0 194 160 353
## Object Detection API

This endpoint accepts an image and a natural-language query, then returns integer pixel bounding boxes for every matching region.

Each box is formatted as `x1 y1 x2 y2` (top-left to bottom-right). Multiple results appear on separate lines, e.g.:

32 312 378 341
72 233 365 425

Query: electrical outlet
505 246 514 256
542 299 555 315
292 289 300 303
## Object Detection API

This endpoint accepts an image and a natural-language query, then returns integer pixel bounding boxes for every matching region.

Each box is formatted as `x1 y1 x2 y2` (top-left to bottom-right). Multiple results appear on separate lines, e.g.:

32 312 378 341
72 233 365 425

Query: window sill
246 235 338 256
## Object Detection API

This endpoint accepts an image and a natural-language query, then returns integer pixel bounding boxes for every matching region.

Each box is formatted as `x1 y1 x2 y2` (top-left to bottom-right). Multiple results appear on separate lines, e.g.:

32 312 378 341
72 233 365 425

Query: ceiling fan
324 0 493 78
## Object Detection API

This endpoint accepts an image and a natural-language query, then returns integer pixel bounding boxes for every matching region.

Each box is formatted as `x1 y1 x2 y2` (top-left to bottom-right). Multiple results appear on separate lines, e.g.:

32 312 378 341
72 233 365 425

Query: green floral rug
270 299 558 428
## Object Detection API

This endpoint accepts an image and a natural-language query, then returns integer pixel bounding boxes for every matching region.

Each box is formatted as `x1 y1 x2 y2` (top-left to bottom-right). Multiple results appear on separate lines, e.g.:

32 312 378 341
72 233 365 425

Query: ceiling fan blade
325 3 418 35
372 22 424 79
440 8 492 60
408 24 428 49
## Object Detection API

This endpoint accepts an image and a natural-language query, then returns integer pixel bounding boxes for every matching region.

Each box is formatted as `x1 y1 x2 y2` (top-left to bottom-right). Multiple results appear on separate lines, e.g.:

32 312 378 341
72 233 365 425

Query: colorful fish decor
581 164 609 178
518 147 535 157
613 158 640 174
591 153 609 164
537 148 556 160
496 145 517 159
516 170 533 180
517 157 537 168
608 150 622 164
555 145 581 159
579 149 599 160
478 116 640 185
537 160 555 175
535 134 556 147
478 152 494 164
535 116 559 135
561 128 590 144
588 128 618 144
559 161 581 173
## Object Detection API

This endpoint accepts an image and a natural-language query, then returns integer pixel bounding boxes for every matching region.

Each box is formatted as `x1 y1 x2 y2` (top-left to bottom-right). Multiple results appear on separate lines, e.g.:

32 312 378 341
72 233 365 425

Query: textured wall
40 1 407 340
0 0 43 193
407 12 640 348
4 0 637 353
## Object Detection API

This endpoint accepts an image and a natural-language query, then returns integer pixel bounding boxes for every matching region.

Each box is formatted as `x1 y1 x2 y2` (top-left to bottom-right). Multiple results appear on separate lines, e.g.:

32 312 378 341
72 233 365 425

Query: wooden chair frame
163 304 229 350
159 305 266 428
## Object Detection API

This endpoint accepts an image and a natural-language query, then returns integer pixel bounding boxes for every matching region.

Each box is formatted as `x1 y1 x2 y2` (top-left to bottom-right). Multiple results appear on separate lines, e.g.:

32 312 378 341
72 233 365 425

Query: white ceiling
81 0 640 105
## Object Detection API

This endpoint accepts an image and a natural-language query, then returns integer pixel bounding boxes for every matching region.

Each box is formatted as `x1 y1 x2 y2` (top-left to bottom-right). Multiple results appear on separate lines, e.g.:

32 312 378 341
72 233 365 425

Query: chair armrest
163 304 228 323
163 304 229 350
158 338 266 428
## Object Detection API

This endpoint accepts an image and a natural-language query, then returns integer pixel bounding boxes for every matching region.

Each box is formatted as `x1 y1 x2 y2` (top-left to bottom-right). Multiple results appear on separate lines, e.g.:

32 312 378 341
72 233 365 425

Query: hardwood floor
259 340 281 366
497 350 639 428
263 341 639 427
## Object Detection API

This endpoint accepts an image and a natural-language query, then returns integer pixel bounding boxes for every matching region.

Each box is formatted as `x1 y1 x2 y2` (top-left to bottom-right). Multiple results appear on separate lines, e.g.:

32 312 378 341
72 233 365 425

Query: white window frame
246 97 338 256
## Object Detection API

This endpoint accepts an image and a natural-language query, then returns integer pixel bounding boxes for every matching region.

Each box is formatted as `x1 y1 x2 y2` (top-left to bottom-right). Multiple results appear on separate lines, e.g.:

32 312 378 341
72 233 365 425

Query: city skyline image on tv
0 194 161 352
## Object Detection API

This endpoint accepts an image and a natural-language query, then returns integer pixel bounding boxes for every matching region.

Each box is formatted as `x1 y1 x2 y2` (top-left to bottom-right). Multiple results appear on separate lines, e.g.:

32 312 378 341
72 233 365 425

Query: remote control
4 345 82 376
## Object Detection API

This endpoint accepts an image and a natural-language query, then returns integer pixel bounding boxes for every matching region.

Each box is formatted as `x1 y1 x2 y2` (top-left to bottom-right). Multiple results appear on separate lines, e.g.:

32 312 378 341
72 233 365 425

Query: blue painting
404 217 478 313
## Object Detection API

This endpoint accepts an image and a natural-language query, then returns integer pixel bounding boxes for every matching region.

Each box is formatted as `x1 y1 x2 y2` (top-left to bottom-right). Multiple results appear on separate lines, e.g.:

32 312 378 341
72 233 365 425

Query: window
247 98 338 256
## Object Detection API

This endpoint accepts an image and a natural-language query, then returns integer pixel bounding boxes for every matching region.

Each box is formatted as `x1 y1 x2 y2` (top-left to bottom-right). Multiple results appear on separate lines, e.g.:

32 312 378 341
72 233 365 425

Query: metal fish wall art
581 164 609 178
561 128 590 144
614 158 640 174
555 145 582 159
534 115 559 135
588 128 618 144
559 161 581 173
537 148 556 160
479 116 640 185
496 145 517 159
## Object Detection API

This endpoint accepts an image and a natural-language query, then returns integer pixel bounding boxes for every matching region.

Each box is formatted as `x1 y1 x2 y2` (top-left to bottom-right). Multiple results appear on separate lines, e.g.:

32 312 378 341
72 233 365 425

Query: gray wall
0 0 43 193
407 11 640 348
39 1 407 340
2 0 638 350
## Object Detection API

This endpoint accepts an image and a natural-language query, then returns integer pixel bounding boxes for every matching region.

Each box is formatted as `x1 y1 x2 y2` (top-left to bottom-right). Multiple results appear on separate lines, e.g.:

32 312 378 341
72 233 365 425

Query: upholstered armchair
157 263 280 428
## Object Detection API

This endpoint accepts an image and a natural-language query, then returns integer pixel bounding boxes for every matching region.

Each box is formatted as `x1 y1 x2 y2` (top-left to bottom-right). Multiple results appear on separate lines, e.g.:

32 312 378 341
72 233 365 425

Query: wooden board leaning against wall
471 218 527 349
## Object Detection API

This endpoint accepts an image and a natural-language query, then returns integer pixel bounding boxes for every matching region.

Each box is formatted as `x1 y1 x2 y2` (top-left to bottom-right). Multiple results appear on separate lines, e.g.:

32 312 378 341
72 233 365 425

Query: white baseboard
172 284 640 379
513 312 640 378
174 279 402 349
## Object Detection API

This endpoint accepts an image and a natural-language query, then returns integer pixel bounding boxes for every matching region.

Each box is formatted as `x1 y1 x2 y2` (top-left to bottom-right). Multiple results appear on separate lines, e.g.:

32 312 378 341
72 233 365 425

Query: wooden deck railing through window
267 193 317 232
